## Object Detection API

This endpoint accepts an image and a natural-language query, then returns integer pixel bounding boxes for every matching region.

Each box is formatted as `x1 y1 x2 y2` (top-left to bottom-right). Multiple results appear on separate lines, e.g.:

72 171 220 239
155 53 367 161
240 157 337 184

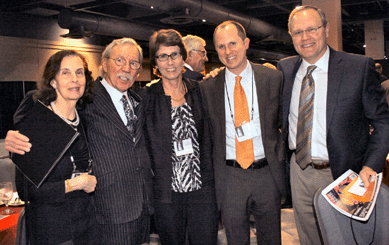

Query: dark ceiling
1 0 388 63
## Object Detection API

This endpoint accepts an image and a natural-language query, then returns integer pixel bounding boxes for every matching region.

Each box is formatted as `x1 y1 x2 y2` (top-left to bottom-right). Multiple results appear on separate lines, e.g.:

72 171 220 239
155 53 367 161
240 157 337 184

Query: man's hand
5 130 31 155
359 166 377 188
203 67 225 80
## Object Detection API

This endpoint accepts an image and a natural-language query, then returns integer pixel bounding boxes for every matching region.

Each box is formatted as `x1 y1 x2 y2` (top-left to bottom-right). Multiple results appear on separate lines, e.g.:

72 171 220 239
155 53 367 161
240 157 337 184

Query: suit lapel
282 57 302 129
326 49 343 132
252 64 267 130
212 70 227 149
94 79 133 140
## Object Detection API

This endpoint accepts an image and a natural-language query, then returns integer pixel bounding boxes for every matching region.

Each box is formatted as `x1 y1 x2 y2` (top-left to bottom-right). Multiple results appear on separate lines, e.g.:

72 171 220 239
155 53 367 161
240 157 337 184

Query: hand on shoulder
203 67 225 80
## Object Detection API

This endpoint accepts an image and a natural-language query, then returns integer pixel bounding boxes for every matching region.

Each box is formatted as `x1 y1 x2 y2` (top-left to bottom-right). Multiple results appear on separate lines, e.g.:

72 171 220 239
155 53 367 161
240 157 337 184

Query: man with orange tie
200 21 286 244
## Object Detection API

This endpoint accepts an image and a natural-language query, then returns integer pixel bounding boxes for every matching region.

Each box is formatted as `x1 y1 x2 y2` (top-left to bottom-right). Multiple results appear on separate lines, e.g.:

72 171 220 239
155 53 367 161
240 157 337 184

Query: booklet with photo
321 169 382 221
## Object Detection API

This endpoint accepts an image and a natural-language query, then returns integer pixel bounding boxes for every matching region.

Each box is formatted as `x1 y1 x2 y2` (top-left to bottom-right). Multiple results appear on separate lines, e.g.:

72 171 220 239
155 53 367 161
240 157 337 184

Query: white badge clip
174 138 194 156
71 171 89 179
236 121 258 142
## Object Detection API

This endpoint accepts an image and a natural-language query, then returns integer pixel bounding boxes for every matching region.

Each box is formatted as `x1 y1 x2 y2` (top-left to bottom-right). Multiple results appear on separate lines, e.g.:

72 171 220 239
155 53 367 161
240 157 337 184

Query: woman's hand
66 174 97 193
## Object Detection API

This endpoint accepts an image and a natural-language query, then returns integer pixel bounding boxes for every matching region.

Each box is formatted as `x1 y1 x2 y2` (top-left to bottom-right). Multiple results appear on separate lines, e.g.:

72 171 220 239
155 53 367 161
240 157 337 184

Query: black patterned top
171 102 202 193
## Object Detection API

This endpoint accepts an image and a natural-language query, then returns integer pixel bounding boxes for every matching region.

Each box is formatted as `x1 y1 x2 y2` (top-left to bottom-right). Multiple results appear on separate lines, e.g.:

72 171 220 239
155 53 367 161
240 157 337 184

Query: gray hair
100 38 143 76
288 5 328 34
182 35 206 53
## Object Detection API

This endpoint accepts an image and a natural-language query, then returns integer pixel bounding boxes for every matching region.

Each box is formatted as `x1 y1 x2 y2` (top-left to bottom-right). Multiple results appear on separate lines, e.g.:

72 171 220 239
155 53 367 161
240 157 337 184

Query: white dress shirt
101 78 131 126
289 46 330 161
224 61 265 160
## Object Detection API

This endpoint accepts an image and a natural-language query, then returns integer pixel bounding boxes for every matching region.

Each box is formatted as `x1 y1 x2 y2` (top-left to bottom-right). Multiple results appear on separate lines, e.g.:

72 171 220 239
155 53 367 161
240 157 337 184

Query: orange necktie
234 75 254 169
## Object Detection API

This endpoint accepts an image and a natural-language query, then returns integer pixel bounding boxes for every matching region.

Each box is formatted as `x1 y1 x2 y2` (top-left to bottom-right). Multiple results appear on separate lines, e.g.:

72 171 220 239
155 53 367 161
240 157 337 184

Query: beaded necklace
50 101 80 130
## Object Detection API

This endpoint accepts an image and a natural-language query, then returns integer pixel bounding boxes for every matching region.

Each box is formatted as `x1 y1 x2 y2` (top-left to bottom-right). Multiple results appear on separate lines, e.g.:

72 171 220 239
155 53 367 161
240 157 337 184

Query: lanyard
225 70 255 124
69 122 93 173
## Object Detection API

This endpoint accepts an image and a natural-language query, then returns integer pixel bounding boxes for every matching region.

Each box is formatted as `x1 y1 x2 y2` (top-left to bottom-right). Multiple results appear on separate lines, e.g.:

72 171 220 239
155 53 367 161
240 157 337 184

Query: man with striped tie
277 5 389 245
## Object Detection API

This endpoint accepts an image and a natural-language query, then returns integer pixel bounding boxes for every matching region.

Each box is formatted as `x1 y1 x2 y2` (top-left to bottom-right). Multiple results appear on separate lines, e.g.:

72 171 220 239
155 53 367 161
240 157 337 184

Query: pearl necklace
50 101 80 129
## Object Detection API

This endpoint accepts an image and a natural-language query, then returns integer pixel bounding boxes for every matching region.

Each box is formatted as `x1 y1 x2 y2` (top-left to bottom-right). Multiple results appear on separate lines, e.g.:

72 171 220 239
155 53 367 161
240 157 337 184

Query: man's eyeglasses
156 52 182 62
192 49 207 57
291 25 324 38
108 57 141 70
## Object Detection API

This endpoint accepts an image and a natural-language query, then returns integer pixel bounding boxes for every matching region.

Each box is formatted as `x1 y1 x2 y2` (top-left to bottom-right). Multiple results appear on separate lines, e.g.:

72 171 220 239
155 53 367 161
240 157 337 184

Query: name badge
236 121 259 142
71 171 89 179
174 138 194 156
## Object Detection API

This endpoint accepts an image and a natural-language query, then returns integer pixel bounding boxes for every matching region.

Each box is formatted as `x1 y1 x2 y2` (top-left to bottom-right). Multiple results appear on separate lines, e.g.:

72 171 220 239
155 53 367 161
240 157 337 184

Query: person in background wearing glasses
138 29 217 244
200 21 285 244
277 5 389 244
182 35 209 81
5 38 154 244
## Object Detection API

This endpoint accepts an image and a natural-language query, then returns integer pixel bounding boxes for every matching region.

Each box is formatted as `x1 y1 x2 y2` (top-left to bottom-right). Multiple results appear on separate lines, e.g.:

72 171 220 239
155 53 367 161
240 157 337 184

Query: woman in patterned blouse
139 29 218 244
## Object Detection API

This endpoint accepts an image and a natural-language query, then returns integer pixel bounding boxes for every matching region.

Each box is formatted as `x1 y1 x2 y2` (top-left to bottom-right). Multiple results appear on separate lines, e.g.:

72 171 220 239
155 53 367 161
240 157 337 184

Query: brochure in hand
321 169 382 221
11 100 79 188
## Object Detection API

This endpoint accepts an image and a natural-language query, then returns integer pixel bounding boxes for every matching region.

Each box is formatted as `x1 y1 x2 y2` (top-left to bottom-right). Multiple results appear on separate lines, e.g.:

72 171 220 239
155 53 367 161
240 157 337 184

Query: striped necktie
120 95 136 135
234 75 254 169
296 65 317 169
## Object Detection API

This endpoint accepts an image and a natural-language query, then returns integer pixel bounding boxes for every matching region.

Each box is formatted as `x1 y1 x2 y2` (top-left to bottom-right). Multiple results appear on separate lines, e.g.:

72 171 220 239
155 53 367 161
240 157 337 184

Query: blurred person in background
182 34 209 81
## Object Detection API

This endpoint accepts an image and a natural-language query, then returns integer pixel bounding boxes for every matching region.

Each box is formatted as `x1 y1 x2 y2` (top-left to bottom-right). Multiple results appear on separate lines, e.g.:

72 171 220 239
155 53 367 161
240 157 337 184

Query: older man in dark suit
201 21 285 245
5 38 153 244
182 35 209 81
277 5 389 245
83 38 153 244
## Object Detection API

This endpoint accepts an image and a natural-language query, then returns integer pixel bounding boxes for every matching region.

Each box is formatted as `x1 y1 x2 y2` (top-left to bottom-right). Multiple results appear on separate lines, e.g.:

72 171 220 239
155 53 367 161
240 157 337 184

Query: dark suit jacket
380 79 389 104
200 62 286 207
278 47 389 179
82 77 153 224
183 69 204 82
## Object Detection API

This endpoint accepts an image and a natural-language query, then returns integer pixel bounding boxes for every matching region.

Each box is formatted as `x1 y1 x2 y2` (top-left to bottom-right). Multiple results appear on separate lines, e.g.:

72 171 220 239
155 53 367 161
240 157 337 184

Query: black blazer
200 62 286 207
278 47 389 179
82 78 153 224
139 78 215 203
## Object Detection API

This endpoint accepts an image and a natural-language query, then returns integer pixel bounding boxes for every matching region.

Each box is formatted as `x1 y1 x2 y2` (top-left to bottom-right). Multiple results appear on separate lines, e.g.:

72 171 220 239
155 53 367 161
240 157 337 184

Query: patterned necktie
296 65 317 169
234 75 254 169
120 95 135 135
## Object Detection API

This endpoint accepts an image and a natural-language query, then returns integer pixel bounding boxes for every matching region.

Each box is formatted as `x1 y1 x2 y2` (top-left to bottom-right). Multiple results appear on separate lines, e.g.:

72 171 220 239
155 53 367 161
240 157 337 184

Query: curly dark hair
149 29 187 76
34 50 94 110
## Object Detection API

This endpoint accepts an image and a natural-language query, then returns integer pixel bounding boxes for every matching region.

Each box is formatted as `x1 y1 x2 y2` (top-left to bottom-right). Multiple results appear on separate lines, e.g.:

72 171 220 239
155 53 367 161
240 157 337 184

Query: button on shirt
101 78 133 126
225 61 265 160
289 46 330 161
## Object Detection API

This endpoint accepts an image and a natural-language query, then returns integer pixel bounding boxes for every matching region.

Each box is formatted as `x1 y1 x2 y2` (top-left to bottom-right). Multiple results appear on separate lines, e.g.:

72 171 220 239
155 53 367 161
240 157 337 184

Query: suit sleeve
362 57 389 172
14 90 36 128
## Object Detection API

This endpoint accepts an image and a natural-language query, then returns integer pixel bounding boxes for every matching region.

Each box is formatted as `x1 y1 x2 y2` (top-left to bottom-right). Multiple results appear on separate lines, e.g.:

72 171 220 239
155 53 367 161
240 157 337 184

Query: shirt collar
101 78 128 101
184 63 194 71
225 60 252 83
301 46 330 73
